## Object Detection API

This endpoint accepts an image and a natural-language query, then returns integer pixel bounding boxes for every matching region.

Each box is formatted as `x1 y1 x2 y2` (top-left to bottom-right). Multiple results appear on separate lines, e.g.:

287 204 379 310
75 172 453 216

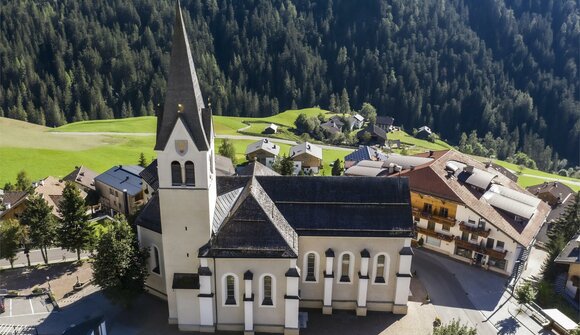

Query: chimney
429 150 434 157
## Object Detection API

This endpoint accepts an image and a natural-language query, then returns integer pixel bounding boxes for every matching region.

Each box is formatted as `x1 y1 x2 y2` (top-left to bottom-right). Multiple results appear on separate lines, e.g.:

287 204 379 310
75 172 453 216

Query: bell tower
155 1 216 325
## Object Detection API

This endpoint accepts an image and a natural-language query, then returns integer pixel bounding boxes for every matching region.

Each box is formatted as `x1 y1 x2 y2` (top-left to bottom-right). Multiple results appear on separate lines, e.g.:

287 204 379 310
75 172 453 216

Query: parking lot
0 295 53 320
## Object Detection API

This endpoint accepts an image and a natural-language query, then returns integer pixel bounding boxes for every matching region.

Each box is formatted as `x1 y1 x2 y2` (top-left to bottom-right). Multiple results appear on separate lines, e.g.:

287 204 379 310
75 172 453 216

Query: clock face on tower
175 140 188 156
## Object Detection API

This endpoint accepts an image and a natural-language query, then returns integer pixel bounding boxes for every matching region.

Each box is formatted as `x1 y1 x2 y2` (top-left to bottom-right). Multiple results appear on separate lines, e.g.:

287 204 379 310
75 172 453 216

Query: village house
415 126 432 140
375 116 395 132
554 234 580 302
357 124 387 146
527 181 576 244
62 165 98 192
94 165 144 216
398 150 549 276
134 5 414 334
289 142 323 174
264 123 278 134
0 176 87 220
245 139 280 165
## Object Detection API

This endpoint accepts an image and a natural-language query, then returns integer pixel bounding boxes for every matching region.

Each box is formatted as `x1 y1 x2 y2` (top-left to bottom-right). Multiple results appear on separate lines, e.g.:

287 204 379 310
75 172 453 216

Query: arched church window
171 161 182 186
185 161 195 186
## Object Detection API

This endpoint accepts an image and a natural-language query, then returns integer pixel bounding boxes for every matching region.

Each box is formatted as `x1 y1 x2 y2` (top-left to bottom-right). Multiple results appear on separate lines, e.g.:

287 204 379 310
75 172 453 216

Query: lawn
387 130 454 151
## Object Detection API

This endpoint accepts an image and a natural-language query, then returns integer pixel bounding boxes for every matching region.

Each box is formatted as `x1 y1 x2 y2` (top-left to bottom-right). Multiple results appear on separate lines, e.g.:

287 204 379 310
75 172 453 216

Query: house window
426 236 441 247
455 246 473 259
470 234 478 242
488 257 506 270
261 275 274 306
427 221 436 231
439 207 449 218
423 203 433 214
374 254 389 284
185 161 195 186
441 224 450 232
109 188 114 195
486 238 495 249
337 252 354 283
496 241 505 251
171 161 182 186
152 246 160 274
305 252 317 282
224 274 237 306
461 231 469 241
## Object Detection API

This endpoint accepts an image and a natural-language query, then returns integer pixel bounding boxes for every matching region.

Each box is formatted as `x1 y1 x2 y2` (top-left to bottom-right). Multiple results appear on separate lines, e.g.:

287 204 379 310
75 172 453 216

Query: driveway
413 248 555 335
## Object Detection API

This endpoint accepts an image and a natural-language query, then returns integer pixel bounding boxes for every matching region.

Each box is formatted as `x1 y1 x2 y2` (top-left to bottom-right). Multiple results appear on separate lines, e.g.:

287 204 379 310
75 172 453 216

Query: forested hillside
0 0 578 168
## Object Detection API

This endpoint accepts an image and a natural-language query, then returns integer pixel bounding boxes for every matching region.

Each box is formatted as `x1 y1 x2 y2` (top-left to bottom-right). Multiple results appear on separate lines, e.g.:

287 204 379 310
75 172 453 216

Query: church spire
155 0 210 151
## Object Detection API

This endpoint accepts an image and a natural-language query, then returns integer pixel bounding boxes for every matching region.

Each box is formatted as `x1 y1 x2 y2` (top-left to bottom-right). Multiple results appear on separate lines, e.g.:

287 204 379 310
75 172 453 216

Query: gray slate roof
135 194 161 233
155 3 211 151
94 165 144 196
63 166 98 190
376 116 394 126
140 159 159 190
237 161 280 176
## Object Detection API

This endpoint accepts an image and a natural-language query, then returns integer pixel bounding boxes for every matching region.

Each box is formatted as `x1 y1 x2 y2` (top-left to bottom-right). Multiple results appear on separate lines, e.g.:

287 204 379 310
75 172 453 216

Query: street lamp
46 276 51 292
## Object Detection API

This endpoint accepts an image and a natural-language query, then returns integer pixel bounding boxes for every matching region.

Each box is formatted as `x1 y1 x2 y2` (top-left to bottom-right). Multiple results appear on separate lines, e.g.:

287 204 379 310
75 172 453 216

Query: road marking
0 311 51 318
29 298 34 315
8 299 12 316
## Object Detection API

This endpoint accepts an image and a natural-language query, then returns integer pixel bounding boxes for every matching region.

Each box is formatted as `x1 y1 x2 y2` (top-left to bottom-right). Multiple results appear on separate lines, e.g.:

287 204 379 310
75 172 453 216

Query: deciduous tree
59 182 92 260
20 194 57 264
0 219 27 268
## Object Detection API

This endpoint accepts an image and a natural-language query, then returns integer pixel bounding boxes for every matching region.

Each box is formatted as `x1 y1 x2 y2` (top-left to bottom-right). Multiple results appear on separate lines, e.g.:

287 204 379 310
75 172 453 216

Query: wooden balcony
412 208 457 226
459 222 491 238
454 237 507 259
416 226 454 242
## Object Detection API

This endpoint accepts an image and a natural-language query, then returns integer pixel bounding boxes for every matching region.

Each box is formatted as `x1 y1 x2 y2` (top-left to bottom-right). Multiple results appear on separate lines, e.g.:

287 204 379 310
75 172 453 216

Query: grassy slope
2 112 578 189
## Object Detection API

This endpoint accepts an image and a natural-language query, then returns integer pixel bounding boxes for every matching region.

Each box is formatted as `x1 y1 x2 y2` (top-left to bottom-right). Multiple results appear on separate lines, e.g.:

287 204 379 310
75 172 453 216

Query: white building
135 4 414 334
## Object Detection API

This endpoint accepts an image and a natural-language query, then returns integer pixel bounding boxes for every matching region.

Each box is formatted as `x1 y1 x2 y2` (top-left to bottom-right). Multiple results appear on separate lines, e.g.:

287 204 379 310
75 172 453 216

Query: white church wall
137 226 167 298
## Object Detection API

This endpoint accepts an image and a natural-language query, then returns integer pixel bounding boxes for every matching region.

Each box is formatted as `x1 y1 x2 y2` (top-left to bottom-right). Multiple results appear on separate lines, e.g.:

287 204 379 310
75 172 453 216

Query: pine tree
329 93 338 113
58 182 92 260
218 139 237 164
0 219 27 268
340 88 350 115
138 152 148 168
331 159 342 176
92 216 148 307
272 155 295 175
20 193 57 264
15 170 33 193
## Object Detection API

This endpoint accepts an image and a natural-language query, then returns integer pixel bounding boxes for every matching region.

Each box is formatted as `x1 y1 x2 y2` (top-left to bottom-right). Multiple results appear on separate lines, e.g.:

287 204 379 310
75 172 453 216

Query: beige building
397 150 550 277
554 234 580 301
289 142 322 174
135 4 414 334
94 165 144 216
245 139 280 164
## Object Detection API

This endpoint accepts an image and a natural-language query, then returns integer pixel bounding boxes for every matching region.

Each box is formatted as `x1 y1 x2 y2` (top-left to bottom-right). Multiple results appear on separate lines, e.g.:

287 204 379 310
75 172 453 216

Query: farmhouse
245 139 280 164
94 165 144 216
357 124 387 146
415 126 432 140
289 142 322 174
264 123 278 134
63 165 98 191
375 116 395 132
135 5 414 334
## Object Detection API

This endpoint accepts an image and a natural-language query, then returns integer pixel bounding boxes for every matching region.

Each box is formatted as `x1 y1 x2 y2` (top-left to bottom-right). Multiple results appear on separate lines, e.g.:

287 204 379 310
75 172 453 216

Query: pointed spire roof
155 1 211 151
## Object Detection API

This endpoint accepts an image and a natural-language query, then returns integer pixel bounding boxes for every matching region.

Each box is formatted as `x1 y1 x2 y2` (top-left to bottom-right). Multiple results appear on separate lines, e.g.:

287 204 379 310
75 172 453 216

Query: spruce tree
218 139 237 164
20 193 57 264
332 159 342 176
92 216 148 307
138 152 148 168
58 182 92 260
15 170 33 193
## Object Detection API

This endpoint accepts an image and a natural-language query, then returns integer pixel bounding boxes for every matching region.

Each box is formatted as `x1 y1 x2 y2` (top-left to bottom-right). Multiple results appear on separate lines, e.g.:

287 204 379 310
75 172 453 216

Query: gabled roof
555 234 580 265
290 142 322 160
352 114 364 122
344 161 389 177
94 165 143 196
215 155 236 176
1 191 28 208
237 161 280 176
63 166 98 190
328 115 345 127
32 176 87 217
376 116 394 126
417 126 432 134
135 194 161 233
357 124 387 140
203 177 298 258
140 159 159 190
490 163 518 182
344 146 388 163
527 181 576 222
245 139 280 156
155 2 211 151
398 150 550 246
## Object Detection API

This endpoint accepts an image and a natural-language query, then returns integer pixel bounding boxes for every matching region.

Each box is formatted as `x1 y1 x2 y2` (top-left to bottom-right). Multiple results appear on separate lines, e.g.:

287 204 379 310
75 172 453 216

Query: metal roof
245 138 281 156
290 142 323 160
94 165 144 196
344 164 387 177
483 185 540 219
450 160 497 190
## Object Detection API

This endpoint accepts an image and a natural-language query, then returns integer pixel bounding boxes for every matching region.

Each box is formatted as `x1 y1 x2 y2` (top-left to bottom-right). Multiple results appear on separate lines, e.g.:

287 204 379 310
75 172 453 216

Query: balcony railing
412 208 457 226
459 221 491 238
454 237 507 259
416 226 454 242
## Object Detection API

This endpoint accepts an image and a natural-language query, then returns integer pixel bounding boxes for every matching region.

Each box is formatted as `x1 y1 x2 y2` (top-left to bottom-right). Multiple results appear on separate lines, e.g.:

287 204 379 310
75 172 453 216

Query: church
135 3 414 334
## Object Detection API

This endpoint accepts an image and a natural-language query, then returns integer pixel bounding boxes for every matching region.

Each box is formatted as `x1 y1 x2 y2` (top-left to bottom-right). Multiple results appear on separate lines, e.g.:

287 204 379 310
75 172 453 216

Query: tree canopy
0 0 577 167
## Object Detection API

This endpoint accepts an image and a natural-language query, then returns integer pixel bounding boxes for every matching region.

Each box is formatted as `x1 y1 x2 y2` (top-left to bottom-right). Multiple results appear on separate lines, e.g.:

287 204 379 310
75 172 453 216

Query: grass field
2 112 578 191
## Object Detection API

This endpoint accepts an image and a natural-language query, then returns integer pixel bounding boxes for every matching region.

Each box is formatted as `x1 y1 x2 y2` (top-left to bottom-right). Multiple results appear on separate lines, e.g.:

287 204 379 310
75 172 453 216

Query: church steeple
155 0 211 151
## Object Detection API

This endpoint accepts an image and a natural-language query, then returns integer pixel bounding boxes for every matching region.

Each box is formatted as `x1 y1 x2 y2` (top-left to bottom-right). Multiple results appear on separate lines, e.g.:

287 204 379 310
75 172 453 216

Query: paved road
413 248 554 335
0 248 91 269
412 249 498 335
